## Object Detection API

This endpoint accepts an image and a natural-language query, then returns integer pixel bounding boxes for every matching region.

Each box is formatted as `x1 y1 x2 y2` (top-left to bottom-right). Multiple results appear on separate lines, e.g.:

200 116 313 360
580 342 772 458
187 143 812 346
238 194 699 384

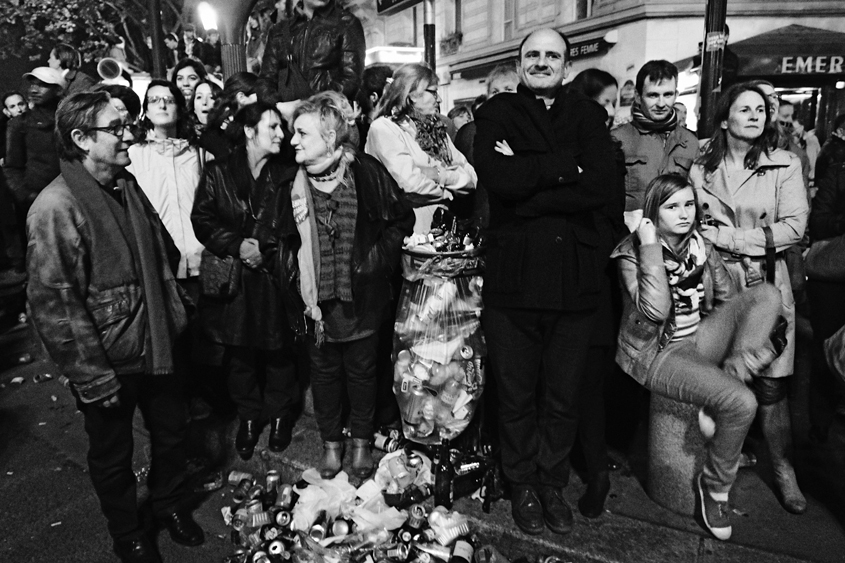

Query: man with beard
473 28 616 536
4 67 65 215
612 60 698 232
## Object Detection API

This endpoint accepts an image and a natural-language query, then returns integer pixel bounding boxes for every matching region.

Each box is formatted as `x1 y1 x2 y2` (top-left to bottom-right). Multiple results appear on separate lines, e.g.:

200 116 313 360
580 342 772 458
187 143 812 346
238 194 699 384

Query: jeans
645 283 782 493
75 372 188 541
225 345 299 422
309 333 379 441
483 306 596 488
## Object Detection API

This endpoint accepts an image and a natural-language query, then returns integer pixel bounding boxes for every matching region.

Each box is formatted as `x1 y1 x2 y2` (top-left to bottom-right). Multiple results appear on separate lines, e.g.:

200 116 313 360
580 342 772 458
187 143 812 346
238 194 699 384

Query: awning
676 24 845 78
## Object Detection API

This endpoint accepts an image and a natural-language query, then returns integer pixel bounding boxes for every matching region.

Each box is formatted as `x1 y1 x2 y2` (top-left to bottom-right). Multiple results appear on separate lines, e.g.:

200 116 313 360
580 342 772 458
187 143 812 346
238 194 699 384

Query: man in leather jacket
26 91 203 563
259 0 365 104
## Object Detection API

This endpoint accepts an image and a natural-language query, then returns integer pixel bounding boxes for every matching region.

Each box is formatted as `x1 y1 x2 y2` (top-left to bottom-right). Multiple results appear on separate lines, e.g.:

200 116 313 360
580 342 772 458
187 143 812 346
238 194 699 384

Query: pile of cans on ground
220 465 478 563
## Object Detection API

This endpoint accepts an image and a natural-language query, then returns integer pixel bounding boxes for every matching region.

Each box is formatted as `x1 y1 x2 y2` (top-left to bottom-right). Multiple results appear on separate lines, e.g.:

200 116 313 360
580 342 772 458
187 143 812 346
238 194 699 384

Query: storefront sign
377 0 422 16
568 39 609 61
780 56 844 75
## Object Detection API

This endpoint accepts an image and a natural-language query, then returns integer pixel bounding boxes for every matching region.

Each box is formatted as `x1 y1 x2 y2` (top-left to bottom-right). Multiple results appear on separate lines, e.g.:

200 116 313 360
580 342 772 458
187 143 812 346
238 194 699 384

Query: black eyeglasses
88 123 126 138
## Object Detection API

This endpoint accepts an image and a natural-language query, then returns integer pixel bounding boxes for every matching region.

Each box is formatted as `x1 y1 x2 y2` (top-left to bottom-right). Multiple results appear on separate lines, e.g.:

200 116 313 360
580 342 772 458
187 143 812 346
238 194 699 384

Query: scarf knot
631 101 679 134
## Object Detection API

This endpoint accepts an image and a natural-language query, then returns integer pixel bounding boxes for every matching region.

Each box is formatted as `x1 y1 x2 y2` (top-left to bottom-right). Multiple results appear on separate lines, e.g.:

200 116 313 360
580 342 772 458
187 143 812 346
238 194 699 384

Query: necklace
307 162 341 183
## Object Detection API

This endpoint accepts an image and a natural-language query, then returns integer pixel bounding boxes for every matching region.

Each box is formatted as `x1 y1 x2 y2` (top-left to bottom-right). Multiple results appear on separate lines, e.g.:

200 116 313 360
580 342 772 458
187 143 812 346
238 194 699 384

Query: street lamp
200 0 259 78
198 2 218 31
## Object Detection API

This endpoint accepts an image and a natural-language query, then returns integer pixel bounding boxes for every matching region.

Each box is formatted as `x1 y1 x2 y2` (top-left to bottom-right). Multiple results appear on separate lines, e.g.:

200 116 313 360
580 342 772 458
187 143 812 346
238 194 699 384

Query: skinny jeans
644 284 781 494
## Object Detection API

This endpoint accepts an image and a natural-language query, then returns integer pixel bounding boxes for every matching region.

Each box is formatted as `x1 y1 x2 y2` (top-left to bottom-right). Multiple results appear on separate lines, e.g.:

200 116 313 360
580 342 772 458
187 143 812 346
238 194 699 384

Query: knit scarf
292 147 357 346
631 100 679 134
663 231 707 287
403 111 453 166
62 160 186 375
662 231 707 341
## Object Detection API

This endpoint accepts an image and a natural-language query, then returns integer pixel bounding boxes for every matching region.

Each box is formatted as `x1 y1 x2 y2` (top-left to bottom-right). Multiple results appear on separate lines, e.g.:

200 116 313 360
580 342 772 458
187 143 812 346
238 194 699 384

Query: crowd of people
1 1 845 561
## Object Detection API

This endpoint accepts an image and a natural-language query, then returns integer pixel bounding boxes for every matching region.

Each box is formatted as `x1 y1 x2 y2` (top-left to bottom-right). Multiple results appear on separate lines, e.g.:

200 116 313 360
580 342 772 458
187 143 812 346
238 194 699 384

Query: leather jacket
276 153 415 337
611 234 735 384
260 0 365 101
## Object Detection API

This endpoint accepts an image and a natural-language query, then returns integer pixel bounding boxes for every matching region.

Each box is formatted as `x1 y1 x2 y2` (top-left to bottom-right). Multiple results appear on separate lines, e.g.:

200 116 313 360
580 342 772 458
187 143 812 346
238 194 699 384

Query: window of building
504 0 514 41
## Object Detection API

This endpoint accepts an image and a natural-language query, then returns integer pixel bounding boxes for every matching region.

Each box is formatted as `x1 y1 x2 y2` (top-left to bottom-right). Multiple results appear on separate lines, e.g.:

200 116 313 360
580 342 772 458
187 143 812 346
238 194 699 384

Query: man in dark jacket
816 113 845 184
26 91 203 563
4 67 65 215
611 60 698 231
474 28 617 536
259 0 365 105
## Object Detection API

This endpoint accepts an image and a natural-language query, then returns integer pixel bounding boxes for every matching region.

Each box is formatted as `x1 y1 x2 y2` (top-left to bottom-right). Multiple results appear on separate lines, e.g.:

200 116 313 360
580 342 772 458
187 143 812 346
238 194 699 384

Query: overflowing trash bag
393 214 486 446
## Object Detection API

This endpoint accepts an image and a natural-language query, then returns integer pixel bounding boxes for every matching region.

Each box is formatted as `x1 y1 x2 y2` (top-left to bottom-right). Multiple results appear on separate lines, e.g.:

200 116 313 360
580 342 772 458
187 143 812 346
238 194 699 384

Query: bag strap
763 225 776 284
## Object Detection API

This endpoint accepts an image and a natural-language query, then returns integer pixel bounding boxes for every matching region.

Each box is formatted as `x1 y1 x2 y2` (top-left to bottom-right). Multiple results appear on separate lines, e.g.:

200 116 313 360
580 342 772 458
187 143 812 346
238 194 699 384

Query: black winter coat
810 163 845 240
816 136 845 187
473 84 618 311
276 153 415 337
191 152 296 349
259 0 365 102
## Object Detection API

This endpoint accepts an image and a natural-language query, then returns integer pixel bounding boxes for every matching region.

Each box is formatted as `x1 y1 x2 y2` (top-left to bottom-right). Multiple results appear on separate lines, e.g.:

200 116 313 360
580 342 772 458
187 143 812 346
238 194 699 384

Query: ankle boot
235 419 261 461
578 470 610 518
350 438 374 479
759 399 807 514
319 441 344 479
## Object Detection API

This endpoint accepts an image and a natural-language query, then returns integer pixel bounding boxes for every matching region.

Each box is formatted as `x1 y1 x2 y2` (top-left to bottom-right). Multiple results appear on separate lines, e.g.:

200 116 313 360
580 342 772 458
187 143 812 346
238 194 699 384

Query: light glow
198 2 218 31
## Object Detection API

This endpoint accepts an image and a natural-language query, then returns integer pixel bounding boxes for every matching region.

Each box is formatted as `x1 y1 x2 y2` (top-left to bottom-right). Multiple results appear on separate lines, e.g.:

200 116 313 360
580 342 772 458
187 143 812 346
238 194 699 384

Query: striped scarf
631 100 679 134
663 231 707 342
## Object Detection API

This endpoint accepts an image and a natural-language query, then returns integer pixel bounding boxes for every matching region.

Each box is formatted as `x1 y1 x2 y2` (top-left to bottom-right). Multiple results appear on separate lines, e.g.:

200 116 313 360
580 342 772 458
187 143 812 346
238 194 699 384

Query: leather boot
235 419 261 461
350 438 374 479
268 418 292 453
759 399 807 514
578 470 610 519
319 441 344 479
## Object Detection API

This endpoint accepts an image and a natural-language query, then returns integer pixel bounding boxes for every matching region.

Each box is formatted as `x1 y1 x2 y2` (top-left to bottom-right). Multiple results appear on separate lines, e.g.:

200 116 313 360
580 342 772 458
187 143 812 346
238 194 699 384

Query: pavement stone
2 320 845 562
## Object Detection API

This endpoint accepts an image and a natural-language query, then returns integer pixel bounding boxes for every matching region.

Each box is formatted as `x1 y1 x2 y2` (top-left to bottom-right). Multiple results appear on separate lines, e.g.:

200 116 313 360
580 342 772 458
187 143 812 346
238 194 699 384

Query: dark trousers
224 345 299 422
483 306 596 488
578 346 611 476
75 372 188 542
309 333 379 442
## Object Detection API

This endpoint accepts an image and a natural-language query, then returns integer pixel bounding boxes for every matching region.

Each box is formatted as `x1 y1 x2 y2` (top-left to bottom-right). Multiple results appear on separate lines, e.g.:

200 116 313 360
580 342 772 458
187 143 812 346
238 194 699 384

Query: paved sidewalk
2 321 844 562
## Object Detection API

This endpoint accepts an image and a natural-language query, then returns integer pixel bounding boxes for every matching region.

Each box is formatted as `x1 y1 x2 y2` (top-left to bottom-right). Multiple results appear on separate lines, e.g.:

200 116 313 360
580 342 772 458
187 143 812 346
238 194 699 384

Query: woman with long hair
191 103 300 460
200 72 260 161
690 82 809 515
282 91 414 478
171 58 208 103
613 174 783 540
192 79 221 135
568 68 618 129
366 63 476 233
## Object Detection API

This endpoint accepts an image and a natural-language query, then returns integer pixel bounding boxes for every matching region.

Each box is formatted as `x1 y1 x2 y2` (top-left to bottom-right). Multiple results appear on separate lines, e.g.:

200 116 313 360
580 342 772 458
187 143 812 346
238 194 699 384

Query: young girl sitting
611 174 783 540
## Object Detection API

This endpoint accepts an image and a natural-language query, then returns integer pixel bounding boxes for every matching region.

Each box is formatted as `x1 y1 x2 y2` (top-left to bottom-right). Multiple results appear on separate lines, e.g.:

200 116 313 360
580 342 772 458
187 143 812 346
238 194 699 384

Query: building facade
359 0 845 134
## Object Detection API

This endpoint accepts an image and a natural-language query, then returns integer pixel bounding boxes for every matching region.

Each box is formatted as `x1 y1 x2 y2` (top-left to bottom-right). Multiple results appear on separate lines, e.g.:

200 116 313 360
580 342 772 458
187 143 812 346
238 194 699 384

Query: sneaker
510 485 544 535
698 408 716 440
697 473 732 540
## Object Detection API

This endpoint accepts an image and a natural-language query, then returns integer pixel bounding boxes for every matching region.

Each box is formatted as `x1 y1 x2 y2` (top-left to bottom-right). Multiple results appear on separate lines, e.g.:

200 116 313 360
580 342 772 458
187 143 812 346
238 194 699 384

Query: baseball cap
23 67 67 90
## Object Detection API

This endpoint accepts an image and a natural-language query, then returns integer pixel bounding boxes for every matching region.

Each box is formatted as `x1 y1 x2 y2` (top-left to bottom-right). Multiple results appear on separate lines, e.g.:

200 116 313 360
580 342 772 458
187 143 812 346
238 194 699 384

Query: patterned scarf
402 110 453 166
631 100 679 134
662 231 707 341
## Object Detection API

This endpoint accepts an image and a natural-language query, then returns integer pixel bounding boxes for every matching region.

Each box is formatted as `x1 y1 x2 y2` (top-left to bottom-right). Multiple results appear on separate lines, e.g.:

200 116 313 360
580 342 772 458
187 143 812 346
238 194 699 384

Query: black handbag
199 250 242 299
763 225 788 357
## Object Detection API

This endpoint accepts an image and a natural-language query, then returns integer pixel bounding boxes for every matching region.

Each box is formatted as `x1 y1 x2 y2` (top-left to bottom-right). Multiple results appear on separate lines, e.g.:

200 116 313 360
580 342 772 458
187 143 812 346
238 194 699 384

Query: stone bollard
647 393 707 516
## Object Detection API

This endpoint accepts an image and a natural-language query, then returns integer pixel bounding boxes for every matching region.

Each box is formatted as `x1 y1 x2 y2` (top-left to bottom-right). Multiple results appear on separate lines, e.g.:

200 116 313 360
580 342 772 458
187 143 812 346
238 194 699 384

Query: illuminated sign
780 56 844 74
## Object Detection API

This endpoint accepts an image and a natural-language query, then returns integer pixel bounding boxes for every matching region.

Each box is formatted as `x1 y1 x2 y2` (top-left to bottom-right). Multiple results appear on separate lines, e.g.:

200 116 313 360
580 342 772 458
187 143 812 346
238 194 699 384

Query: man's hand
98 391 121 408
494 140 514 156
637 218 658 245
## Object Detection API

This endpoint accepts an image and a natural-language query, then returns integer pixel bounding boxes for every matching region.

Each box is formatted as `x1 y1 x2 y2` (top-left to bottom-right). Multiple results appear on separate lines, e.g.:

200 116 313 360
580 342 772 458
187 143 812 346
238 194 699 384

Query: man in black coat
474 28 617 536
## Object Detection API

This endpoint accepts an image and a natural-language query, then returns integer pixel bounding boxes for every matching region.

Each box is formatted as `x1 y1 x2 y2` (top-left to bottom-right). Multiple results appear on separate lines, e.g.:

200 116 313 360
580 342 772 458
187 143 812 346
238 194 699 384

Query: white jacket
366 116 477 233
128 136 204 279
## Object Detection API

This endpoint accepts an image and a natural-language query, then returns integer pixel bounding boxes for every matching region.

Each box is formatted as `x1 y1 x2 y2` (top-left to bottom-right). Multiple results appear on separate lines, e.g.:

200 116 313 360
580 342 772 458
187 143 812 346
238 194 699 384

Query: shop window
576 0 593 19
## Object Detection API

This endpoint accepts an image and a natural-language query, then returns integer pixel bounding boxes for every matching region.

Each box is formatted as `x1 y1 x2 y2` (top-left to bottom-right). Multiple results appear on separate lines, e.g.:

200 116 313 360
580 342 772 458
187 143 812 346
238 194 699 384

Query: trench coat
689 148 808 377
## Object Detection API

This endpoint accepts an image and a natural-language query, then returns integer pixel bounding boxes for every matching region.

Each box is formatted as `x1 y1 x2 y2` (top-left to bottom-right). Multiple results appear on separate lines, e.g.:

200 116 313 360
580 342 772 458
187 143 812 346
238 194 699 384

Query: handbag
274 21 312 102
804 235 845 282
763 226 789 357
199 250 242 299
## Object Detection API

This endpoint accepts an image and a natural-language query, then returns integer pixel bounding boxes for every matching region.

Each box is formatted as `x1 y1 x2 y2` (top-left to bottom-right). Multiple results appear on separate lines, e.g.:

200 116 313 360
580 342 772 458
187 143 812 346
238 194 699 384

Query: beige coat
689 148 808 377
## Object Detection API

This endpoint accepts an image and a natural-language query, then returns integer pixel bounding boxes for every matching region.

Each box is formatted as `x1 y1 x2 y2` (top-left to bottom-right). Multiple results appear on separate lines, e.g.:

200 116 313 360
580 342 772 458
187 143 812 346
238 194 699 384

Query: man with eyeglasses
26 91 203 563
474 28 617 536
4 67 65 215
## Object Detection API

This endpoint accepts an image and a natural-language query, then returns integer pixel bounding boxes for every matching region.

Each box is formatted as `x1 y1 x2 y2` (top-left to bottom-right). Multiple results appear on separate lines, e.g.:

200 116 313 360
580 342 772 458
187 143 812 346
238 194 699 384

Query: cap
23 67 67 90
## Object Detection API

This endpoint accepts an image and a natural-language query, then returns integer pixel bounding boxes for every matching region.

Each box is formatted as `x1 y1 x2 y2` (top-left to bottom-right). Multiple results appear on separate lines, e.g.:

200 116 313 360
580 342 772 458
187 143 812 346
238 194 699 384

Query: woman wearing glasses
191 103 301 461
365 63 476 233
127 80 213 420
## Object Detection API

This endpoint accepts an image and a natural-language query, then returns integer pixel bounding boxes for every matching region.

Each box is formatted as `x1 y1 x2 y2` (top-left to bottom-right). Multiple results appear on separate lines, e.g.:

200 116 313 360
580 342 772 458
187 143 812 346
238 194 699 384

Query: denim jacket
611 233 735 384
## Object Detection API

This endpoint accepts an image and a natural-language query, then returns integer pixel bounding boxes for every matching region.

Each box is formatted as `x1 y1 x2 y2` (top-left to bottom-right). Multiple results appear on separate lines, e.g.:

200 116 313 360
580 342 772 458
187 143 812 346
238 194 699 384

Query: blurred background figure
48 42 96 95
